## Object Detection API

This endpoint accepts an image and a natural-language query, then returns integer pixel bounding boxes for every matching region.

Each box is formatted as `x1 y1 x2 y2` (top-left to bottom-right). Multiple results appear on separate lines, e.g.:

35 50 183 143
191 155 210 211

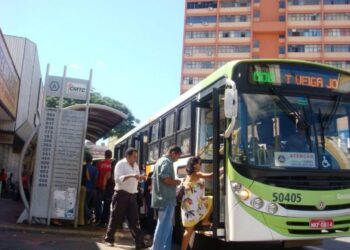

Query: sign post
29 65 92 227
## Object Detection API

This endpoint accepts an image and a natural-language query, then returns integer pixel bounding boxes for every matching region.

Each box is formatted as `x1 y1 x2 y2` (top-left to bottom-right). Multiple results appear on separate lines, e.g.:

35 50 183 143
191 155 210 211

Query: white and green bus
114 59 350 247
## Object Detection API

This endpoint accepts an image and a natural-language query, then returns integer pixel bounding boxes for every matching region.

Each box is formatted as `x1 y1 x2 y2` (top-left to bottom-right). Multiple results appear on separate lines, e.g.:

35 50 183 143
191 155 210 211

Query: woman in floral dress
180 156 213 250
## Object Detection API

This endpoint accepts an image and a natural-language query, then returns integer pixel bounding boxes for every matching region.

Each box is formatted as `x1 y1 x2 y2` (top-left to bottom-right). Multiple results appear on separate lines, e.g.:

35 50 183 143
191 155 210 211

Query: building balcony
218 7 251 14
324 52 350 59
186 22 217 29
183 53 215 60
324 20 350 28
287 52 322 59
184 38 216 45
182 68 215 75
219 21 251 28
323 4 350 12
220 21 251 29
287 20 322 28
287 36 322 43
186 8 217 15
287 5 321 12
217 37 250 44
324 36 350 43
217 52 251 59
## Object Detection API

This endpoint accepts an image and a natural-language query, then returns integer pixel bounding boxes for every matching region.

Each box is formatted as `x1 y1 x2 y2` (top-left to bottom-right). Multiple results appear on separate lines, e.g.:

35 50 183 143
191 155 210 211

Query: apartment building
181 0 350 93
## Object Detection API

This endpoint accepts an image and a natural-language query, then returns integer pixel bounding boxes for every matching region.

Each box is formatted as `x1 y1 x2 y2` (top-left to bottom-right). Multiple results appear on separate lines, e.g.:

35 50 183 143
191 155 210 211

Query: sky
0 0 185 123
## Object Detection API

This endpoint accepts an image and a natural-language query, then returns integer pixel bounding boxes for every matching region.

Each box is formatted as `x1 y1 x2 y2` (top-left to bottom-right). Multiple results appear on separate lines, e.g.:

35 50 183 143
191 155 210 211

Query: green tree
46 90 139 138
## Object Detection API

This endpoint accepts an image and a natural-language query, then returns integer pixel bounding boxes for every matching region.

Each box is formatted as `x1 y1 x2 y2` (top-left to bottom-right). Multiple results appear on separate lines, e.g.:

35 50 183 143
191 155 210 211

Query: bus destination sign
249 63 344 90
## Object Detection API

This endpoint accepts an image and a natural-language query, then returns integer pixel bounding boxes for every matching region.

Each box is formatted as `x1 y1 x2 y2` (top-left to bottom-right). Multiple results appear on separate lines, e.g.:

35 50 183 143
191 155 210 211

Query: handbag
176 183 185 203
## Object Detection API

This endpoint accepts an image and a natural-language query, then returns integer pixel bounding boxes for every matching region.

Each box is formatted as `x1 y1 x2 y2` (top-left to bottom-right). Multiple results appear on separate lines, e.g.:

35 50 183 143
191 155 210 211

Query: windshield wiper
270 88 310 129
319 95 342 152
322 95 342 129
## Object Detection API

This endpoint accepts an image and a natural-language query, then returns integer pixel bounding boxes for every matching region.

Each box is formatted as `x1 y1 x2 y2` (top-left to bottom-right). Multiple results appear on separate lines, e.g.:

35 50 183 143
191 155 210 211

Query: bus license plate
309 219 334 229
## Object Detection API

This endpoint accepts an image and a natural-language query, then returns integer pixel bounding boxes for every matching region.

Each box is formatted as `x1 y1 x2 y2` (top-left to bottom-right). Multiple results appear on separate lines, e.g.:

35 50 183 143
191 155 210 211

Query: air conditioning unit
188 22 193 26
202 22 208 26
209 7 213 11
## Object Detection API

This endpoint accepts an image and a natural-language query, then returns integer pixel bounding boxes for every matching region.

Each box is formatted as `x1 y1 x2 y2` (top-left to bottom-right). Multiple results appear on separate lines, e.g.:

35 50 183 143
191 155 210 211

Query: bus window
198 108 214 160
177 105 191 155
161 136 175 155
162 113 175 138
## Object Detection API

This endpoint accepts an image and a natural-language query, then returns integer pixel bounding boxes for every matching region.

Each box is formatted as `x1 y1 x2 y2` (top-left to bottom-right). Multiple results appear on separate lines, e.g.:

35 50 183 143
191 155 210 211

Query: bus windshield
231 92 350 171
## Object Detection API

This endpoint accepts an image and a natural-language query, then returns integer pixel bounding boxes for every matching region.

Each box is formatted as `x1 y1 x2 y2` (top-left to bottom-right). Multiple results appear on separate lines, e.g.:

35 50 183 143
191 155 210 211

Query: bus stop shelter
66 103 128 143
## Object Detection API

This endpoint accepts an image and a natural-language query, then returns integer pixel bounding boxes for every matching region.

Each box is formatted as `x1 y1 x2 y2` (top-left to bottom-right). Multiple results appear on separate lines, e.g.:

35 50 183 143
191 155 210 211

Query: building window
325 61 350 70
219 45 250 53
325 28 350 36
288 13 321 21
184 61 215 69
253 40 260 48
279 1 286 8
186 16 217 25
288 29 321 36
324 44 350 52
288 0 320 5
279 15 286 21
220 15 250 22
279 46 285 54
324 0 350 4
288 44 321 52
220 0 250 8
183 76 204 85
324 13 350 21
219 30 250 38
187 1 217 9
184 46 215 56
185 31 216 39
254 11 260 18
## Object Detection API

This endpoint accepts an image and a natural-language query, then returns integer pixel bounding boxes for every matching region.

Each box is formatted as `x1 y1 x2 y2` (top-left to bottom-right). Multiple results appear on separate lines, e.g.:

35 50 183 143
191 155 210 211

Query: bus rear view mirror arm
224 79 238 138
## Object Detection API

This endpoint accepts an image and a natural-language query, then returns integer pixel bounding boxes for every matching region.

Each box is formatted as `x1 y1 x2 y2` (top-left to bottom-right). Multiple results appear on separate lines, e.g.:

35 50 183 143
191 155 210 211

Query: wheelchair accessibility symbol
321 155 331 168
49 81 60 91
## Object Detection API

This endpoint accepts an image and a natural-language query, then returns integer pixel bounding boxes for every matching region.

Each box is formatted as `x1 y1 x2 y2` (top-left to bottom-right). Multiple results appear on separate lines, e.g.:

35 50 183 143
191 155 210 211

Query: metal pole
46 65 67 226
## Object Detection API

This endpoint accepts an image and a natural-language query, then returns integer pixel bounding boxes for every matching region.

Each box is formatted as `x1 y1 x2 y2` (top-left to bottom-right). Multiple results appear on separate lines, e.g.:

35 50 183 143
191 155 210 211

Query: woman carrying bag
180 156 213 250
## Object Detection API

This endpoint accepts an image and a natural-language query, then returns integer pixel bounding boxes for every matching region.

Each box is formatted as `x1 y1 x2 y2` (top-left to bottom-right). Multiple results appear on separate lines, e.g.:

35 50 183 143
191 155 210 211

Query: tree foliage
46 90 139 139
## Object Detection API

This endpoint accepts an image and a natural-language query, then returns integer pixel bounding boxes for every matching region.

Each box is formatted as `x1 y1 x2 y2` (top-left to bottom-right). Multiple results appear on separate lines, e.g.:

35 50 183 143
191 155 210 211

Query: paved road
190 234 350 250
0 229 349 250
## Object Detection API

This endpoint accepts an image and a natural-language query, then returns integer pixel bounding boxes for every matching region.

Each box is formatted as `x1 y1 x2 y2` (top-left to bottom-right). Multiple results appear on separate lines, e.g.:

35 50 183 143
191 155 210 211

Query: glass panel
161 136 176 155
177 130 191 155
151 123 159 142
164 114 174 137
231 93 350 171
148 142 159 162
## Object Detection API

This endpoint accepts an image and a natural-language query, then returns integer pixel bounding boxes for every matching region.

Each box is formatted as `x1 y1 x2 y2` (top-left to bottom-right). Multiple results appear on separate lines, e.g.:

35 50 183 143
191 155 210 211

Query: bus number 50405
272 192 302 203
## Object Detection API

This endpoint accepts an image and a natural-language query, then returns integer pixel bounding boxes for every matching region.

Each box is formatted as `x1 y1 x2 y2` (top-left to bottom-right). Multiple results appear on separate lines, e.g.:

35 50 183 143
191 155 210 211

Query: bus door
195 87 226 237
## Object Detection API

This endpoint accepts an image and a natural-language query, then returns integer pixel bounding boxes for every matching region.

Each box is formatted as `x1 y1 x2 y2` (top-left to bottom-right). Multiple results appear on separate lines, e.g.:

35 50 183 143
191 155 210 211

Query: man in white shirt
104 147 146 248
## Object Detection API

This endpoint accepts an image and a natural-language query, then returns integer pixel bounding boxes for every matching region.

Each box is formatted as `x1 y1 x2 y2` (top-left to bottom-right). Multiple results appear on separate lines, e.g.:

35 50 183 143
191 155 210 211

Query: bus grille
280 203 350 211
256 176 350 190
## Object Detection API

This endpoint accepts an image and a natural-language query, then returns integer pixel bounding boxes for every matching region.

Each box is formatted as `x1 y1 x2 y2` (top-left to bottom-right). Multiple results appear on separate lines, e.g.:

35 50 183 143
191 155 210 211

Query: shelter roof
66 104 127 143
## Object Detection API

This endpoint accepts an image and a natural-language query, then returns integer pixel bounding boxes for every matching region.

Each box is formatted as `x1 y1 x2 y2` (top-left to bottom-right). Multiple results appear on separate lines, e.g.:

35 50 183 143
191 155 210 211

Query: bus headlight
238 189 250 201
267 203 278 214
251 197 264 209
231 182 242 193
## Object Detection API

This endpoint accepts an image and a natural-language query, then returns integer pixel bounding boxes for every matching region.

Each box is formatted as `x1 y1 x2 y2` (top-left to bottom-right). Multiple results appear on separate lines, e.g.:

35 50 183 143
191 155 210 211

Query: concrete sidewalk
0 197 131 239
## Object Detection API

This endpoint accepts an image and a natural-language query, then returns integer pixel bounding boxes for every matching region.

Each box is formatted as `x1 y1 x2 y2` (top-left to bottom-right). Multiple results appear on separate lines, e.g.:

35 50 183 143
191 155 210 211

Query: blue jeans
151 205 174 250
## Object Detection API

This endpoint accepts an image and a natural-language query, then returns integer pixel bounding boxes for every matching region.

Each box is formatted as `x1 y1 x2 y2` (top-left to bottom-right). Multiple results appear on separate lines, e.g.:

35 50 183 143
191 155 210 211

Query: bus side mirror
224 79 238 138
